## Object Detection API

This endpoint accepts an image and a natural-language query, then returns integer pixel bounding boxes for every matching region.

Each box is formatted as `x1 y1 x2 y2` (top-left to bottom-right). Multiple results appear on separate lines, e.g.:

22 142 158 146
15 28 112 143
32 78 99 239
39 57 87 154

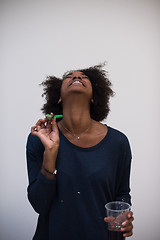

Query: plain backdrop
1 0 160 239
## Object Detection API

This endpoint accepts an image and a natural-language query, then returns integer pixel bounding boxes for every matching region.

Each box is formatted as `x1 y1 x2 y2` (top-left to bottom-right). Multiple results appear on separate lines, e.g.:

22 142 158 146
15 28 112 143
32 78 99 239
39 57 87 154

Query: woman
26 64 134 239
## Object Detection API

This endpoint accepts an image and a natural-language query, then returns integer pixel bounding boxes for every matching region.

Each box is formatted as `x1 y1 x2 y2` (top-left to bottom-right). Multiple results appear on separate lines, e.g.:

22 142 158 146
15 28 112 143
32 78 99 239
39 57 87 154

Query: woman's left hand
104 211 134 237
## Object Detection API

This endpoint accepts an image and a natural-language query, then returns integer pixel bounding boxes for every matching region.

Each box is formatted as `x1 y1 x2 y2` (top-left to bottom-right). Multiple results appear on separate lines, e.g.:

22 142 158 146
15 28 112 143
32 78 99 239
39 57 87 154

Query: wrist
43 151 57 174
44 143 59 151
42 166 57 175
41 167 56 180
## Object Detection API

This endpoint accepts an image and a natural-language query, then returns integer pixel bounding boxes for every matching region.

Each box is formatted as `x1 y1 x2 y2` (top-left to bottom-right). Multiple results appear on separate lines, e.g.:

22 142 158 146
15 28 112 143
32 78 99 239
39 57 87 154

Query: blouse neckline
58 124 111 151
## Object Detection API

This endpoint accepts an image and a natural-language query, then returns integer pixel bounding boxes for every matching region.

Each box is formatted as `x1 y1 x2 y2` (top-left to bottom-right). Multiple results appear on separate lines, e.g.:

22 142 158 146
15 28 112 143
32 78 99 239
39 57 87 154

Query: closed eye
63 73 89 80
65 76 72 79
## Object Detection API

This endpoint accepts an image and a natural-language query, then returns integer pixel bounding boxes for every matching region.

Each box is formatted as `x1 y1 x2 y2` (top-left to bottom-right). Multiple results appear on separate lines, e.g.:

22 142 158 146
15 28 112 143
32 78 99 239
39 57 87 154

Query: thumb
51 117 59 133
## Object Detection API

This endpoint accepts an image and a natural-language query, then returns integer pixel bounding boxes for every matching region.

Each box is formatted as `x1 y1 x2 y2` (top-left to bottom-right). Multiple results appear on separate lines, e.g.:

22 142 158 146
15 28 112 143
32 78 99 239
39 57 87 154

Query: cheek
88 82 93 96
60 80 67 97
60 86 64 99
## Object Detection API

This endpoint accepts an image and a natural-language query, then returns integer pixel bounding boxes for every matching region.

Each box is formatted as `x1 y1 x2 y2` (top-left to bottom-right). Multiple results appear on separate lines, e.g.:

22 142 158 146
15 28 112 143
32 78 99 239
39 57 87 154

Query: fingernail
122 221 126 226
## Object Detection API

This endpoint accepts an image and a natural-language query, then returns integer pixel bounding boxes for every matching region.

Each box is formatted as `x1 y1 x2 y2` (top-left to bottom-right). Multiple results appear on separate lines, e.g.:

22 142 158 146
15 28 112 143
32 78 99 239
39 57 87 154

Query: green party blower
46 114 63 120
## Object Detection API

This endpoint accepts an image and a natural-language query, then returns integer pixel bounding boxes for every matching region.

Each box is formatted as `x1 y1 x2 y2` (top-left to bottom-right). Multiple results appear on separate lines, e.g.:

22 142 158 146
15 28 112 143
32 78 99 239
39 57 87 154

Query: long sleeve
115 135 132 205
26 134 56 215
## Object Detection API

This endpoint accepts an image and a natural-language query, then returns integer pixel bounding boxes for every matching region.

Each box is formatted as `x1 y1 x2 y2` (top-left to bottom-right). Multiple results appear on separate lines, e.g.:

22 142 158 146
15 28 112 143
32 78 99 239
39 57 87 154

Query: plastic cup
105 201 131 239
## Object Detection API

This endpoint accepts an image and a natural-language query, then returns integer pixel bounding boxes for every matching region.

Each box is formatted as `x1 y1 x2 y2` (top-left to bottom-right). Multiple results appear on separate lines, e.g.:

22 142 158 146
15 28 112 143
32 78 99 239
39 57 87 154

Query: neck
61 96 92 135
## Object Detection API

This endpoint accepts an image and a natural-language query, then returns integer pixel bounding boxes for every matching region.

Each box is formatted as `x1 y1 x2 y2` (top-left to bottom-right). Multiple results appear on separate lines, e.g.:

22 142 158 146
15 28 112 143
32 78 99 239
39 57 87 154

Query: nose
72 75 82 80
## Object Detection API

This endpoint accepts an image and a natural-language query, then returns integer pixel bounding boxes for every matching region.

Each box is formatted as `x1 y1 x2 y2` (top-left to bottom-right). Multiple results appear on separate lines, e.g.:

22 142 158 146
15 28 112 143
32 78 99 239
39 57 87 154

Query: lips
72 80 83 85
68 79 86 87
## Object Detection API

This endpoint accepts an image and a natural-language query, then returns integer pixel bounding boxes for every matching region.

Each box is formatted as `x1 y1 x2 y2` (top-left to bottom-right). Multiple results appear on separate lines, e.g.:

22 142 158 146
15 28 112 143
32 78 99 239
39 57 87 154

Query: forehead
69 71 84 75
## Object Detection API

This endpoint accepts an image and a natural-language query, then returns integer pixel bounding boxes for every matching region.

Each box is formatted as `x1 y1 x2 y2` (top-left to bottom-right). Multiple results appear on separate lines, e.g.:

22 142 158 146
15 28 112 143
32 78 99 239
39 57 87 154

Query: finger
46 120 52 131
52 117 59 132
122 216 134 227
46 113 54 130
37 125 41 131
50 113 55 132
31 125 43 136
41 121 46 129
123 231 133 237
36 118 46 126
104 216 115 223
127 211 133 219
121 222 133 238
121 222 133 231
104 217 108 223
31 125 38 136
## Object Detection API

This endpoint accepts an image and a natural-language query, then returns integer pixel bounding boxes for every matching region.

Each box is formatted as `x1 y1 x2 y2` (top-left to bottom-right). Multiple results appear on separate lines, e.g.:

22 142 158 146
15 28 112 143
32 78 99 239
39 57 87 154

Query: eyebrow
81 73 87 76
65 73 72 77
65 72 88 77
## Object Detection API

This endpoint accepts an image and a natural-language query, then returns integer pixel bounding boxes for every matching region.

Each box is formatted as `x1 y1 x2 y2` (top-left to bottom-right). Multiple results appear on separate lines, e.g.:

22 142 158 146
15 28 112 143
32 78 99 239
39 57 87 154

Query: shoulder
26 133 44 153
108 126 132 158
108 126 131 149
108 126 129 141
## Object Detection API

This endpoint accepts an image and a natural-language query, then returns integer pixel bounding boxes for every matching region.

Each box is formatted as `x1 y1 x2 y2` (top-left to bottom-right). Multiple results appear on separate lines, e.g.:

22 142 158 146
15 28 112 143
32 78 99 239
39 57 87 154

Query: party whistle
45 114 63 120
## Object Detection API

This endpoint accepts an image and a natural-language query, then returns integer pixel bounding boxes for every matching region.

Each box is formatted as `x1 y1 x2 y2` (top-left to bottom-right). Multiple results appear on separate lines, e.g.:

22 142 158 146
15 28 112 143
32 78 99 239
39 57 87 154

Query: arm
104 136 134 237
26 116 59 215
115 136 132 205
115 136 133 237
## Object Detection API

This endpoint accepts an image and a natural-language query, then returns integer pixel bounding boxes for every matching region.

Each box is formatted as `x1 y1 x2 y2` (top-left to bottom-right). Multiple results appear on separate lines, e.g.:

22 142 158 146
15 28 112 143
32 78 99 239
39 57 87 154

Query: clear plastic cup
105 201 131 240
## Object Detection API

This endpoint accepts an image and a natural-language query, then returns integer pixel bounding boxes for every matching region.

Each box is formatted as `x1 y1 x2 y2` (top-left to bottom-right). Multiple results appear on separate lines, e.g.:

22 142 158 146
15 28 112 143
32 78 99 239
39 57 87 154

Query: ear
58 98 62 104
91 98 94 104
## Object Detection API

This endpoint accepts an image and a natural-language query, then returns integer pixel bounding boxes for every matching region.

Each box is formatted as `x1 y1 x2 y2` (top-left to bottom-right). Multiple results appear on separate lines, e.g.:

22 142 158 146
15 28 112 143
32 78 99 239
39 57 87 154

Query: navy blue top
26 126 132 240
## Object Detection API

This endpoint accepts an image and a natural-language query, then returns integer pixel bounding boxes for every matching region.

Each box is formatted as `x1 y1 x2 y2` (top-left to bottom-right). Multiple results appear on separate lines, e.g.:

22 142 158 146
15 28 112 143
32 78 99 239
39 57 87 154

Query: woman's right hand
31 115 59 178
31 116 59 150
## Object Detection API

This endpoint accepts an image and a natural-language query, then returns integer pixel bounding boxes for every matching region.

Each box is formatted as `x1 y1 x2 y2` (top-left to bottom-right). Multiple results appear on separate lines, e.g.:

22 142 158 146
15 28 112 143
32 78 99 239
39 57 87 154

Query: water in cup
105 201 131 240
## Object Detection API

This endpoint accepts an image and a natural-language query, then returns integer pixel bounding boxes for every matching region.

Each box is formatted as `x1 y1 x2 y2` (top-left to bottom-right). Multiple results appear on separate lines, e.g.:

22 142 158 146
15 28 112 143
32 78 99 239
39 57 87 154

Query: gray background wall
1 0 160 239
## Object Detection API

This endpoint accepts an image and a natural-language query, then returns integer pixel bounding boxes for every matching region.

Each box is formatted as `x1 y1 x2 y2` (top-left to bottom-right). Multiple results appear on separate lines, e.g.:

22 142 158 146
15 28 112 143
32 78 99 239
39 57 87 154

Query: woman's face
60 71 93 101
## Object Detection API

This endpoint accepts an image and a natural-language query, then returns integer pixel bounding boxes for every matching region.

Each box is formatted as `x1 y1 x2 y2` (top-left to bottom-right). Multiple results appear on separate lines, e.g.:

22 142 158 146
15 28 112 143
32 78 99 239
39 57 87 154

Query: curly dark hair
41 63 114 122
